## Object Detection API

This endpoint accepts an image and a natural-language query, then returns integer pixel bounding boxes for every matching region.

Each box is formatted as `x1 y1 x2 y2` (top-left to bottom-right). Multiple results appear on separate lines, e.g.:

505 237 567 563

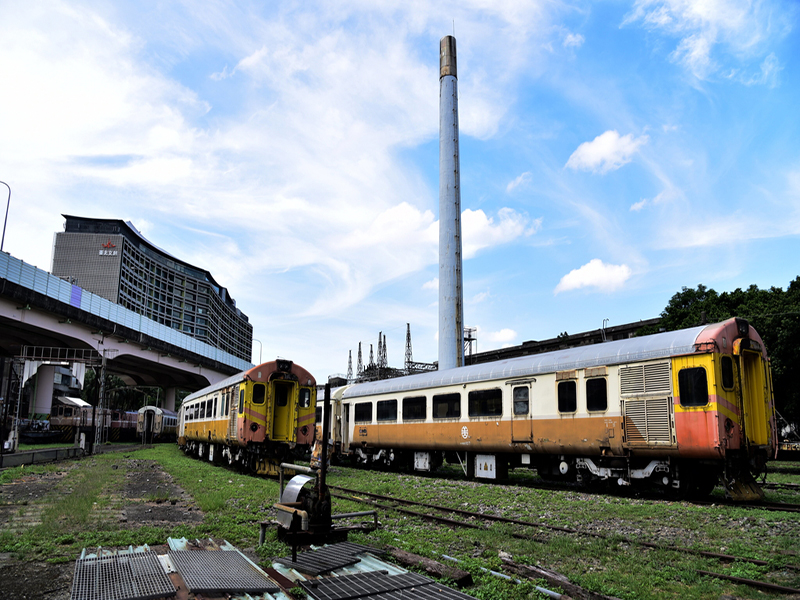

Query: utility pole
405 323 413 374
346 350 353 381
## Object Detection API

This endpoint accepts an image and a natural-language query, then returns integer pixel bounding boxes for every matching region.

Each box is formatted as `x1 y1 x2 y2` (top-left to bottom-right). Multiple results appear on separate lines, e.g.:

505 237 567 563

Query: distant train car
178 359 316 476
137 406 178 442
322 318 777 501
110 410 138 442
49 396 111 443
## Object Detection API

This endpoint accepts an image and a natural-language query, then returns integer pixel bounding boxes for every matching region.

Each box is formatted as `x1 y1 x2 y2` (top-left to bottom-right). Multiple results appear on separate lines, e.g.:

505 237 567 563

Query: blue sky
1 1 798 380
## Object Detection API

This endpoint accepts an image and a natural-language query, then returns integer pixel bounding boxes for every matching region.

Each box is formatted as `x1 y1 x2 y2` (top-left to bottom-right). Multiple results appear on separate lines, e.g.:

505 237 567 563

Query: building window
354 402 372 423
468 388 503 417
377 399 397 421
678 367 709 407
433 393 460 419
402 396 426 420
513 387 529 415
586 378 607 412
557 381 577 413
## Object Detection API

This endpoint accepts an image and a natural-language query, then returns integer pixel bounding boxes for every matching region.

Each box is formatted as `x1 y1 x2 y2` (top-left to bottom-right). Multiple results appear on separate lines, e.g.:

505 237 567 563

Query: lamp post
0 181 9 252
252 338 262 365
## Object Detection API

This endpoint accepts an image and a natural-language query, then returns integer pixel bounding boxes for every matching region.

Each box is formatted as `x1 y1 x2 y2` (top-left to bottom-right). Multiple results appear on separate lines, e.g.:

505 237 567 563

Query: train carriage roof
343 323 712 399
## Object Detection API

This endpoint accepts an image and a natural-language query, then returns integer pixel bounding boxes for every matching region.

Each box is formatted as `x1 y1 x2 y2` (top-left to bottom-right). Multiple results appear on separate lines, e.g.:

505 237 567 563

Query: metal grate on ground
71 551 175 600
168 550 279 594
275 545 359 575
299 569 476 600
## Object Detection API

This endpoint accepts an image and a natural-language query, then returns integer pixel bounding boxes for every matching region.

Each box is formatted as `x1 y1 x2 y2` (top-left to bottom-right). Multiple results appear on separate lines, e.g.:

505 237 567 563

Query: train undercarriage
181 438 299 477
343 445 770 501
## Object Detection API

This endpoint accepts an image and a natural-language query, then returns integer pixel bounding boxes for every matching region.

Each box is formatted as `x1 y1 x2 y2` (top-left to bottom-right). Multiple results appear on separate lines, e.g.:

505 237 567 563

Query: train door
272 381 293 441
511 384 533 442
154 410 163 436
736 347 772 448
342 403 351 450
144 410 154 443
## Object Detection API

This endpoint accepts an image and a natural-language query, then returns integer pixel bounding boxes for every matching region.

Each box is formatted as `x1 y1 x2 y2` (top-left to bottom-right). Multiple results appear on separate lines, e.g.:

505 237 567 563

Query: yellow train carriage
179 359 316 475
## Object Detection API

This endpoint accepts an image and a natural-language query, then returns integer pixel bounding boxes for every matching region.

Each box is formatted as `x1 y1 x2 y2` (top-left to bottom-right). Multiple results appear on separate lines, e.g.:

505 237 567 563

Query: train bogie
322 318 776 501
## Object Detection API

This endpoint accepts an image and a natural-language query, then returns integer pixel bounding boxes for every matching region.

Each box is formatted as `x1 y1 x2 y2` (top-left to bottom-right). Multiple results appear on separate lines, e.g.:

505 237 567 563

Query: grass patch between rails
2 445 799 598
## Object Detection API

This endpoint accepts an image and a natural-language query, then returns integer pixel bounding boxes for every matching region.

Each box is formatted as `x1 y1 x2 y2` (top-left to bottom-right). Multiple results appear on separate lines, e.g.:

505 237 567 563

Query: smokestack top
440 35 457 79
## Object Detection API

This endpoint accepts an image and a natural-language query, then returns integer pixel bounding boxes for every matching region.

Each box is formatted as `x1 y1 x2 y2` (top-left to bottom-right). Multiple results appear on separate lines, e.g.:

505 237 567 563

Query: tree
655 278 800 428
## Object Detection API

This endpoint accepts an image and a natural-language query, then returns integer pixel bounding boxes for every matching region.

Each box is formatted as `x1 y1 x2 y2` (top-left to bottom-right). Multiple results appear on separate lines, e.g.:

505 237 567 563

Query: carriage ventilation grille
620 362 671 396
623 397 673 444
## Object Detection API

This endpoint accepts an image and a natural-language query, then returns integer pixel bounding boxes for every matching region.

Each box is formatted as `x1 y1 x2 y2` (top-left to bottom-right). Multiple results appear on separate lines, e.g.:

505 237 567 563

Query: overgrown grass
2 445 799 598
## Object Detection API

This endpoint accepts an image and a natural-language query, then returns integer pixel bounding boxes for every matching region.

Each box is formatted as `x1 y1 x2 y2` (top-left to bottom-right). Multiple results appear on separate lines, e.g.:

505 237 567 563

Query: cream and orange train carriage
178 359 316 475
324 318 777 500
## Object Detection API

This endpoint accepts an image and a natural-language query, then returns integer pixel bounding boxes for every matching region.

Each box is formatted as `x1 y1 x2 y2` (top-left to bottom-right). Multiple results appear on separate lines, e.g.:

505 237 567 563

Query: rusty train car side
324 318 776 500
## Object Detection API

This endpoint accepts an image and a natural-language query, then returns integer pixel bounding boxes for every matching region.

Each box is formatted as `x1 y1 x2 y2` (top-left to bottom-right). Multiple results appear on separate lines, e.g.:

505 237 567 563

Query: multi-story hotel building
51 215 253 362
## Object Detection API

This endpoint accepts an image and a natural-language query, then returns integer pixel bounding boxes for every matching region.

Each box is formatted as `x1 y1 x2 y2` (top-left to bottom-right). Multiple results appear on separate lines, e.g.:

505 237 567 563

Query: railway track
329 484 800 596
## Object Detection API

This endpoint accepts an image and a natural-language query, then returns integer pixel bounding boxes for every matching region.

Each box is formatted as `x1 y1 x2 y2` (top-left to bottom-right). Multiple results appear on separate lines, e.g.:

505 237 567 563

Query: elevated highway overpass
0 251 252 417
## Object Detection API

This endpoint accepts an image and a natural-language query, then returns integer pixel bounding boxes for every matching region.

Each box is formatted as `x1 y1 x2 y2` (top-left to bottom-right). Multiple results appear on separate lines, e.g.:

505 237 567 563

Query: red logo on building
102 240 117 249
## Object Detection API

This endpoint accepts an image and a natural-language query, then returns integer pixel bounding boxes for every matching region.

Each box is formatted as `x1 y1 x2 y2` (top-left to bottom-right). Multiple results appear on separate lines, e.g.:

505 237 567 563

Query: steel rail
330 485 798 572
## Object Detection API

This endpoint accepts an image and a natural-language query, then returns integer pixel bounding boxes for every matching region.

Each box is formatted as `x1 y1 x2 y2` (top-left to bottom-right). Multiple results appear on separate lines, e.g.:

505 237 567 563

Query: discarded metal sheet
300 569 475 600
71 551 175 600
169 549 279 594
275 542 377 575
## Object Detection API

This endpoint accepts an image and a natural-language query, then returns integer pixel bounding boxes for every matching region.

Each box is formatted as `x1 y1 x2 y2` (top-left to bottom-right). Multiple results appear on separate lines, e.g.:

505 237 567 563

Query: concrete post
164 387 177 412
32 365 56 418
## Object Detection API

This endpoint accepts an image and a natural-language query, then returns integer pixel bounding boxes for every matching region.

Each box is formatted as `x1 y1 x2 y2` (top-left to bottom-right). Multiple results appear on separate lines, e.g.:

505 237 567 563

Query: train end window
377 399 398 421
721 356 734 390
679 367 709 407
586 378 607 412
468 388 503 417
557 380 577 413
513 387 529 415
354 402 373 423
402 396 426 420
433 393 461 419
252 383 266 405
299 388 311 408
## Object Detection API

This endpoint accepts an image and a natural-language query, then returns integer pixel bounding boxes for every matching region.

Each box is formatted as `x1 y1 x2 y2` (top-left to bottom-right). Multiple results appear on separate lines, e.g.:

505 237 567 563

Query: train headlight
735 318 749 338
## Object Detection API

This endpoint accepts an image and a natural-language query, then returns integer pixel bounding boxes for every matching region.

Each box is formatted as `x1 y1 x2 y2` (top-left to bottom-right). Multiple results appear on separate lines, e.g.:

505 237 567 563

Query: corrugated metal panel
57 279 72 303
0 252 9 279
19 262 36 289
5 255 22 284
33 268 49 295
344 326 707 399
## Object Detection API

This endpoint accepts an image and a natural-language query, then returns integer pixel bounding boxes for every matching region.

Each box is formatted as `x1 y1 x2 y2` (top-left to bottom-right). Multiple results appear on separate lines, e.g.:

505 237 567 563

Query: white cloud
566 130 649 174
422 278 439 291
554 259 632 293
462 208 540 259
563 33 585 48
506 171 532 192
623 0 789 82
484 328 517 343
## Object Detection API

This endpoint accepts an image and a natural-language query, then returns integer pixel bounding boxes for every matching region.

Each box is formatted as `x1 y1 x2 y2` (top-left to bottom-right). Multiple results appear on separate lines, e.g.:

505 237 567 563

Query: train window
468 388 503 417
513 387 529 415
433 393 460 419
252 383 266 405
299 388 311 408
354 402 373 423
315 407 322 423
721 356 734 390
402 396 426 420
199 403 206 419
275 385 289 407
213 398 218 418
239 389 244 413
557 381 577 413
586 378 607 412
377 399 398 421
679 367 709 407
206 399 212 417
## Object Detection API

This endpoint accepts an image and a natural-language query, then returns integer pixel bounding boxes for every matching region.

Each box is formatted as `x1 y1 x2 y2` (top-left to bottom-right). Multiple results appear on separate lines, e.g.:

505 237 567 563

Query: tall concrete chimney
438 35 464 371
